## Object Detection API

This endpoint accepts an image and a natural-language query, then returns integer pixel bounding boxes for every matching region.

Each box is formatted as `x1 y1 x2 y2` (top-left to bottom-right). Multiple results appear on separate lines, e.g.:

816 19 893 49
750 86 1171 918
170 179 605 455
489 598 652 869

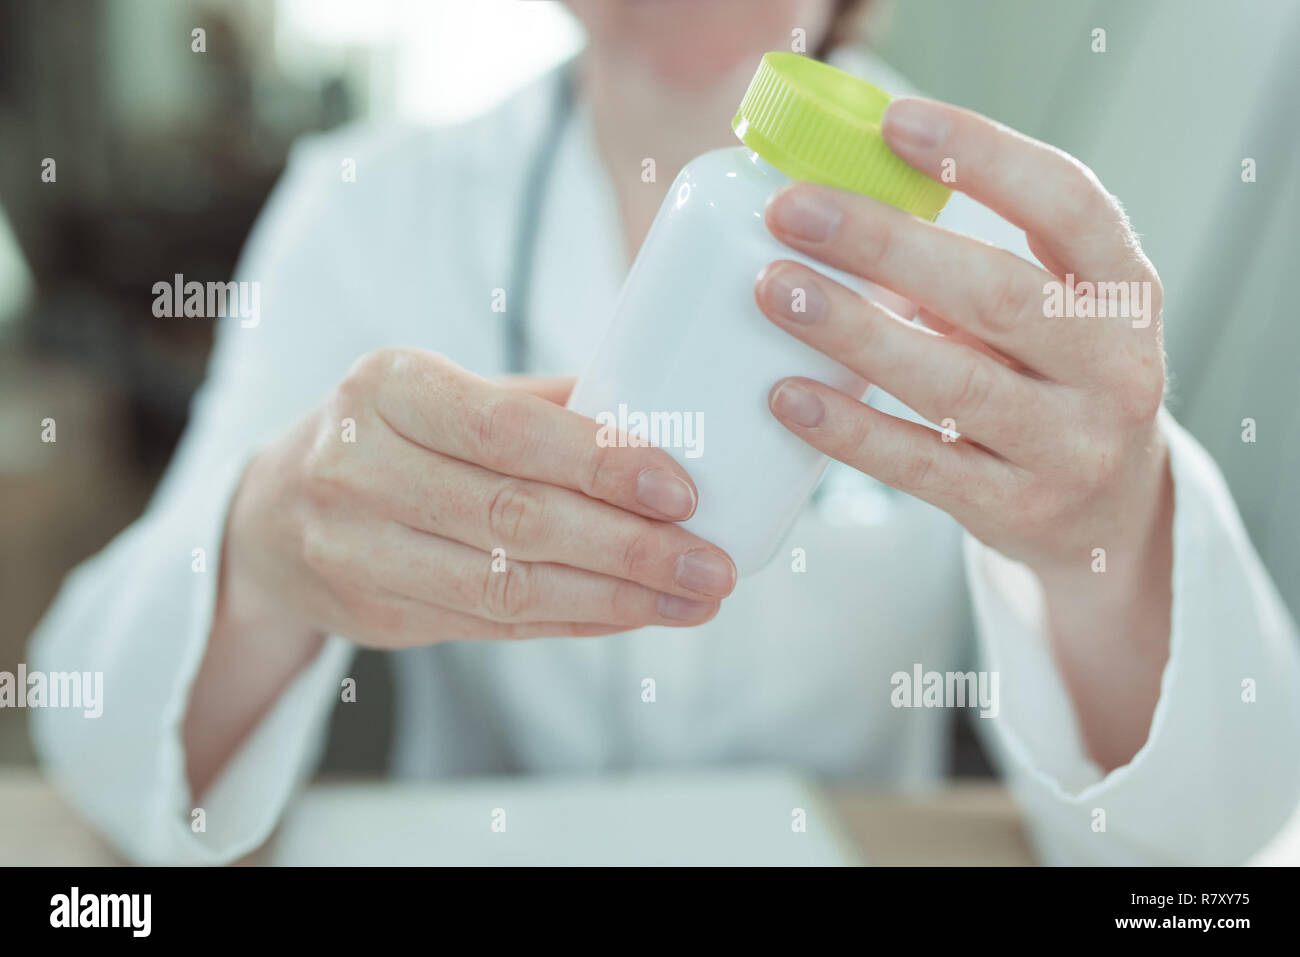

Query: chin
636 35 765 90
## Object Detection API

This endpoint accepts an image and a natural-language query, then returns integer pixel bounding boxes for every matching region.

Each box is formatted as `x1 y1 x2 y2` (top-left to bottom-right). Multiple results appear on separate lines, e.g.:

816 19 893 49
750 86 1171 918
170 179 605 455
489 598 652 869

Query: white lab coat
28 51 1300 865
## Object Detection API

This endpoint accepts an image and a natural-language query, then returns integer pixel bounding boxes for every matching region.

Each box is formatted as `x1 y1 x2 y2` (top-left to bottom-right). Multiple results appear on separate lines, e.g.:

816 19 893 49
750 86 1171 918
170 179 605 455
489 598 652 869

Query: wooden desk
0 766 1033 866
828 786 1033 865
0 767 124 866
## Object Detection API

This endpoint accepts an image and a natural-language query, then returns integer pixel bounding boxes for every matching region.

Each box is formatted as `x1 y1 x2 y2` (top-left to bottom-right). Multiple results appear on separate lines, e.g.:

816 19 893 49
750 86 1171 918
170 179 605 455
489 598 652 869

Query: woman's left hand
756 97 1176 769
755 96 1169 582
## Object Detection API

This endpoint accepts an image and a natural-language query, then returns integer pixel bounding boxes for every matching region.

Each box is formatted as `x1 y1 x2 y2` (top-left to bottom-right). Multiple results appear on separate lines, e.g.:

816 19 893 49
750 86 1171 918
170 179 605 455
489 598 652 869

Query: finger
916 309 1033 373
364 523 722 627
377 442 735 598
350 597 629 650
767 376 1019 513
372 351 699 522
755 260 1073 463
495 375 575 405
765 182 1094 382
881 97 1155 287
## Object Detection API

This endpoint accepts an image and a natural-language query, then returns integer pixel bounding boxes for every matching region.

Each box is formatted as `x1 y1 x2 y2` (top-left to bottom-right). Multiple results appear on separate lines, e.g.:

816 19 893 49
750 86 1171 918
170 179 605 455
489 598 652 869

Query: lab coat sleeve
965 407 1300 864
27 133 372 864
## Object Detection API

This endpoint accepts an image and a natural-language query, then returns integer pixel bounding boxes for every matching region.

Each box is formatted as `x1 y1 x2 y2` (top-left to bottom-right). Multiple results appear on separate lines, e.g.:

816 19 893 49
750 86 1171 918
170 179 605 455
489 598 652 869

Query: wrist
216 460 325 659
1031 444 1175 634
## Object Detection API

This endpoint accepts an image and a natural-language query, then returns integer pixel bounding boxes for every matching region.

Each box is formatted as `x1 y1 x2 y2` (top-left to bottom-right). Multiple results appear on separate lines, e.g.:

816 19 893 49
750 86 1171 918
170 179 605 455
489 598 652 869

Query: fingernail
771 381 826 428
768 186 842 242
883 98 948 152
637 468 695 519
674 549 736 597
658 593 715 621
760 264 827 324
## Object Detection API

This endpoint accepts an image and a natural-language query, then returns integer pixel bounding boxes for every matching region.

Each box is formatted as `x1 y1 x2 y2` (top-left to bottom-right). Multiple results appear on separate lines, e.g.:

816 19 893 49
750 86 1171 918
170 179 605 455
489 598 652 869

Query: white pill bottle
567 52 951 575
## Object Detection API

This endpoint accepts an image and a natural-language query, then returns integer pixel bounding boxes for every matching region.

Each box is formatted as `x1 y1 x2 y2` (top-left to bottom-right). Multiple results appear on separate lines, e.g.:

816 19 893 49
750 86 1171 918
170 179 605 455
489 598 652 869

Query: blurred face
567 0 837 88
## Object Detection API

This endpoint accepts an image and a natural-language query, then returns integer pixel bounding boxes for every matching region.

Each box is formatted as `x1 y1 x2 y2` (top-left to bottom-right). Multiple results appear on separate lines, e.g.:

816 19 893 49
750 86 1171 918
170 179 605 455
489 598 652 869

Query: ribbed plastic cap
732 52 950 221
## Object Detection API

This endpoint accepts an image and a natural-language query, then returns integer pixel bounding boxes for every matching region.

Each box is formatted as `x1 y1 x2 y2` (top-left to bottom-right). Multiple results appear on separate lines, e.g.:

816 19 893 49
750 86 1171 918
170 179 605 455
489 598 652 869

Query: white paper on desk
269 768 863 866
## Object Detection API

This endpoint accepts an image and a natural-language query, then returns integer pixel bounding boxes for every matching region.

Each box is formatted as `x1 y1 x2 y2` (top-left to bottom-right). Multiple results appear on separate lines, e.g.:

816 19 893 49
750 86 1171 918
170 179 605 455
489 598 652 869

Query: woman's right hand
219 348 737 649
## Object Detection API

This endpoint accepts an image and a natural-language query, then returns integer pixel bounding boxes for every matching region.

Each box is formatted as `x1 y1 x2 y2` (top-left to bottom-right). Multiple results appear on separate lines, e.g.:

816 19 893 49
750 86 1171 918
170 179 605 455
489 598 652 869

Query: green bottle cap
733 52 951 221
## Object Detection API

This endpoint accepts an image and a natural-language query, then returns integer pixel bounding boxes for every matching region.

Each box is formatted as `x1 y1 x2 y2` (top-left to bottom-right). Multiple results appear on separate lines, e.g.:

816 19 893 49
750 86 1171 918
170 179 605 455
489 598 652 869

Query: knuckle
405 350 454 402
334 371 368 409
298 519 337 581
894 447 938 493
486 480 546 546
469 394 528 459
945 359 994 422
298 432 351 511
844 408 879 466
846 299 882 355
607 578 647 623
480 560 534 620
343 347 398 391
330 371 375 428
853 212 894 271
582 442 616 499
300 468 343 516
977 272 1035 334
341 350 379 385
619 527 660 582
1057 159 1106 226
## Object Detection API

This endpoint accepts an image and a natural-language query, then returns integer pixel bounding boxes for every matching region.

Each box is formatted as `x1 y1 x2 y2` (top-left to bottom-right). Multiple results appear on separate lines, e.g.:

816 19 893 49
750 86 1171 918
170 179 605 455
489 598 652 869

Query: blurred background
2 0 1297 771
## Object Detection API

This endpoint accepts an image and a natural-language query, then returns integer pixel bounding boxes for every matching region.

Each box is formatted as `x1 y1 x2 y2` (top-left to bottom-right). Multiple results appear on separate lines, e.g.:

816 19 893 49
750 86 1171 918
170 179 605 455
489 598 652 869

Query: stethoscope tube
504 64 578 375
